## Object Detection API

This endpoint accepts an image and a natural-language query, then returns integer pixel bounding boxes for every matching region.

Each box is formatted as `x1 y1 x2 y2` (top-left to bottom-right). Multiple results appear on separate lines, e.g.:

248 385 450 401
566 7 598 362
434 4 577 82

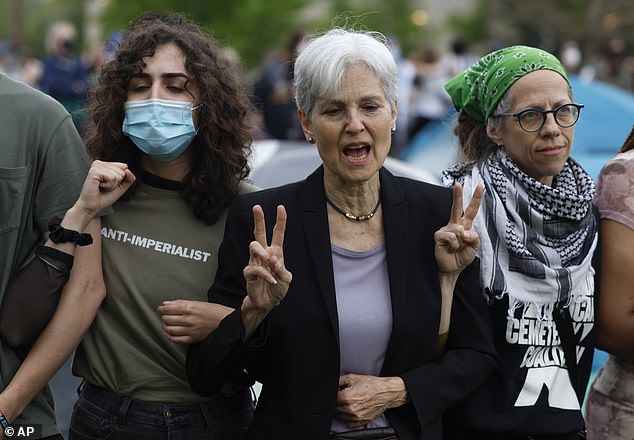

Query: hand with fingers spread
434 182 484 274
241 205 293 338
158 300 234 344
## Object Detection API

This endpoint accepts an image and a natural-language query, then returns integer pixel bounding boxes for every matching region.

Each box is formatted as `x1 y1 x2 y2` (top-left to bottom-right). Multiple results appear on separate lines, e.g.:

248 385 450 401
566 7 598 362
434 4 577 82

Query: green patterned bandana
444 45 569 122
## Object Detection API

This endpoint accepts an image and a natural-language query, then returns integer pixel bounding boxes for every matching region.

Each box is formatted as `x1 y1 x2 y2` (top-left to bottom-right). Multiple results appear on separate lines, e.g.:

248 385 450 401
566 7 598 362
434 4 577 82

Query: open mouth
343 144 371 162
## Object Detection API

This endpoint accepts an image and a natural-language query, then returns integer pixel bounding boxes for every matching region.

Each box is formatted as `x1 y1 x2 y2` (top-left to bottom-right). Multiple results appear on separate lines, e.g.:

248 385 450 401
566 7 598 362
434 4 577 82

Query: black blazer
187 167 496 440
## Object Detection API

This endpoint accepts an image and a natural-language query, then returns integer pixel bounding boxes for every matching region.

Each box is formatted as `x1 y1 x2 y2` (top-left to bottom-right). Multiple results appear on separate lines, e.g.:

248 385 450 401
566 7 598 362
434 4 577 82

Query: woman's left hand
434 182 484 274
335 374 409 428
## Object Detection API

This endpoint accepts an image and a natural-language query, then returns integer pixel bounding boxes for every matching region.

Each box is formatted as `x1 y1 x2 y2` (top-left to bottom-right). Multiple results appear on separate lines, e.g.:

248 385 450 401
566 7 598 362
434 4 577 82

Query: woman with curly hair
69 13 256 440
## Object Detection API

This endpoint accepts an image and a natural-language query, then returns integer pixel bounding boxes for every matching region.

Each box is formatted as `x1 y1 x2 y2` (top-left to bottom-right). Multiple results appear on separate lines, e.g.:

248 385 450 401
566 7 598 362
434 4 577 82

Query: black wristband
48 216 93 246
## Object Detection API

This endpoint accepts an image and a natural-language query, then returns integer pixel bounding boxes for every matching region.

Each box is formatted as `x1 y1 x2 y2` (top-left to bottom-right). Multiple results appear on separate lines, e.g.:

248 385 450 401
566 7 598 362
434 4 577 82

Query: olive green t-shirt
0 73 89 438
73 181 256 402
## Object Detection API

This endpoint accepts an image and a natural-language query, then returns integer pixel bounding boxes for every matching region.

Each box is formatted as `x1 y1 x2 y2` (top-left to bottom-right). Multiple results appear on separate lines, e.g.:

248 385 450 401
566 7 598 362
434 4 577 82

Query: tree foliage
3 0 632 73
99 0 315 68
447 0 634 58
1 0 86 55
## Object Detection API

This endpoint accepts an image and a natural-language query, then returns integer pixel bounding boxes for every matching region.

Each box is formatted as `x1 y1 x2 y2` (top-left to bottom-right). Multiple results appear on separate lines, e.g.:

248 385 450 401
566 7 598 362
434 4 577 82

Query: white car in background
249 139 439 188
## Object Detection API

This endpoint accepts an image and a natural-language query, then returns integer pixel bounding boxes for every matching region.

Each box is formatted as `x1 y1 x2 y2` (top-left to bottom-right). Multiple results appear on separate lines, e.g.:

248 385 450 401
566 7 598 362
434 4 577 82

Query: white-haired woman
187 28 496 440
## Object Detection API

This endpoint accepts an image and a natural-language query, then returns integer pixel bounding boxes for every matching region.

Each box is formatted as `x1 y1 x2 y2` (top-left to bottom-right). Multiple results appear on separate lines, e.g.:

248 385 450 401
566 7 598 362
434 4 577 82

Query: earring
307 136 315 143
391 126 396 134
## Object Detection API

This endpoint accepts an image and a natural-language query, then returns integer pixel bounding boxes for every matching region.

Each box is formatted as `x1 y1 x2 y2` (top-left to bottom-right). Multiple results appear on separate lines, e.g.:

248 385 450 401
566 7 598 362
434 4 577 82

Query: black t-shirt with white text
443 292 596 438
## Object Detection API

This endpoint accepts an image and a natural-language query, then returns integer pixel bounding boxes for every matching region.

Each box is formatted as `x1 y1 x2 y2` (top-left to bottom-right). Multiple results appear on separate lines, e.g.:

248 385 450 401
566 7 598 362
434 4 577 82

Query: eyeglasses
493 103 584 133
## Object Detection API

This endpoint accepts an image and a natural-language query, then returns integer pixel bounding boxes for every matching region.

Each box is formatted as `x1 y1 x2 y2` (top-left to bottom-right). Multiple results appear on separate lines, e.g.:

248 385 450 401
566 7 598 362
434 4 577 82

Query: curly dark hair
452 111 498 162
86 13 252 225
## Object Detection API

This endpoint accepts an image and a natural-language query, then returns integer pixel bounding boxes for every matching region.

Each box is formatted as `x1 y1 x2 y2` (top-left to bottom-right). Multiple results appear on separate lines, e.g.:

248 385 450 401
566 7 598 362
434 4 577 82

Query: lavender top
330 242 392 432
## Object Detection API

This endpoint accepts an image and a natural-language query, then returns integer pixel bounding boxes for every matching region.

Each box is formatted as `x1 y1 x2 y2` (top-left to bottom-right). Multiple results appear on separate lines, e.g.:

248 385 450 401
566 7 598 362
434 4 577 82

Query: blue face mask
122 99 199 162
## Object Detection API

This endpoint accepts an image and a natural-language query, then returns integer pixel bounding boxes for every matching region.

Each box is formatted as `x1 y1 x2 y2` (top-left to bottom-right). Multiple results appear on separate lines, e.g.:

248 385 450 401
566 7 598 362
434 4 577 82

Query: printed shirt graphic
477 293 596 434
507 298 594 410
100 226 213 263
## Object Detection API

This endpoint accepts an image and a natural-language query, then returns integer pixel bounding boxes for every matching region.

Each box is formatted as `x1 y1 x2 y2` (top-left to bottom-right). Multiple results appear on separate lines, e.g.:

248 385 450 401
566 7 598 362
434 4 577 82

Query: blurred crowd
0 21 120 139
1 21 633 148
389 35 634 155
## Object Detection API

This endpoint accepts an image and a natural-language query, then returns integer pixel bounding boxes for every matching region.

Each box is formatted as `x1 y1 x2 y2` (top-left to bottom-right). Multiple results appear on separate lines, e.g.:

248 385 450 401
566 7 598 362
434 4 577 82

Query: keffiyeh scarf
443 151 598 319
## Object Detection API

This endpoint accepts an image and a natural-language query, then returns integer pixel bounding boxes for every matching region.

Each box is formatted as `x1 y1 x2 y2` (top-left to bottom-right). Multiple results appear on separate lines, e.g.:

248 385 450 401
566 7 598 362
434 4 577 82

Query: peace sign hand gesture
241 205 293 338
434 183 484 275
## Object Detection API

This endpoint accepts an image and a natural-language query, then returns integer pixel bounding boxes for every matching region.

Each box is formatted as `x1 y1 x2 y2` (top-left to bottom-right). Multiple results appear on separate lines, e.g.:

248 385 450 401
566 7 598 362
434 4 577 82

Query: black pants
68 383 254 440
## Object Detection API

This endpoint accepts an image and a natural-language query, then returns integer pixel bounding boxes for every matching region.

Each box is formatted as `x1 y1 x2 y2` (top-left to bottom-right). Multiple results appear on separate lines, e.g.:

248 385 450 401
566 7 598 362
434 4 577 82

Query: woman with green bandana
441 46 599 440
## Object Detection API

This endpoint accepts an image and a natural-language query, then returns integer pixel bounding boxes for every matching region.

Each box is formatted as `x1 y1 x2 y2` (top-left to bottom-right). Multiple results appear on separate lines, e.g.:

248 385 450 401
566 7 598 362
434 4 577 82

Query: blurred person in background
251 29 308 140
597 39 631 91
441 37 479 79
67 13 256 440
584 124 634 440
187 27 496 440
0 41 21 80
386 35 416 156
442 45 600 440
407 45 452 143
0 41 41 86
39 21 92 138
558 40 582 75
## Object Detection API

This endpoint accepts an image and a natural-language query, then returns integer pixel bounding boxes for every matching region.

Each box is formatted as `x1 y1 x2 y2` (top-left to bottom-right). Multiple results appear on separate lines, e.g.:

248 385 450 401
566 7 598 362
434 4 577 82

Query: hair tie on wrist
0 409 10 430
48 216 93 246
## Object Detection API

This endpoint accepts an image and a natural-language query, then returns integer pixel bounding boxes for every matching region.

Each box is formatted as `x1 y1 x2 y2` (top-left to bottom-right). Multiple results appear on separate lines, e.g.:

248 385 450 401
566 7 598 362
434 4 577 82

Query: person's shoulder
0 73 69 116
611 149 634 169
597 150 634 184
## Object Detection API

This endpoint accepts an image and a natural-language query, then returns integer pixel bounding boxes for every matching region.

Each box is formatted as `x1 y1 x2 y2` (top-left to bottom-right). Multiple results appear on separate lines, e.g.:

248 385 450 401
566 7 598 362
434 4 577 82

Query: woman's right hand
61 161 135 235
76 160 135 216
434 182 483 274
241 205 292 337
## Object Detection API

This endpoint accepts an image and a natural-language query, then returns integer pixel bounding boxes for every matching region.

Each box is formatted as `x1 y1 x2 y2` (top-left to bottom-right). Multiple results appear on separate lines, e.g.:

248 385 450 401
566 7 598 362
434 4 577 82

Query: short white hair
294 28 397 118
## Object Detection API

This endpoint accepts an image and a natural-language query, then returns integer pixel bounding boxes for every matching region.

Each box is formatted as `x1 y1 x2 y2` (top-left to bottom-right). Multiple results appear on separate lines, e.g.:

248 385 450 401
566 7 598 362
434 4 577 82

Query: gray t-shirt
331 242 392 433
0 73 89 437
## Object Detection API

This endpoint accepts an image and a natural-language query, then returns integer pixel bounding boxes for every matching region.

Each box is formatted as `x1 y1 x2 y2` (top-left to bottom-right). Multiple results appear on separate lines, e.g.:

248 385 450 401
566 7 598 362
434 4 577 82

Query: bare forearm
438 272 459 335
0 220 105 421
0 307 98 420
596 220 634 361
380 376 410 410
43 204 97 256
597 308 634 361
240 297 271 339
